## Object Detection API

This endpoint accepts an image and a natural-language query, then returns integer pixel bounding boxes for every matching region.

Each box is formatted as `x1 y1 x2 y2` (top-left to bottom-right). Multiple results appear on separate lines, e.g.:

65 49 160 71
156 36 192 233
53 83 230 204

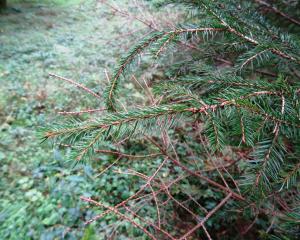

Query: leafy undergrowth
0 1 152 239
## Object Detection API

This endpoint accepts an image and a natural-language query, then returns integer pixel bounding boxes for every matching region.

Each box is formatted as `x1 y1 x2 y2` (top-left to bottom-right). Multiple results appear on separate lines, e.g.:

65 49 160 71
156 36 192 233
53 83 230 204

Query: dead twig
49 73 101 99
179 193 232 240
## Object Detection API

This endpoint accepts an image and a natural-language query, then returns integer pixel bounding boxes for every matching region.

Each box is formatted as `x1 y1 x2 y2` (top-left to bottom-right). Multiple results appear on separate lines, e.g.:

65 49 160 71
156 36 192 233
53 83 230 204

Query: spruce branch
212 10 300 64
105 31 165 111
45 1 300 237
76 130 104 161
165 0 300 64
280 162 300 190
238 47 272 70
105 27 225 111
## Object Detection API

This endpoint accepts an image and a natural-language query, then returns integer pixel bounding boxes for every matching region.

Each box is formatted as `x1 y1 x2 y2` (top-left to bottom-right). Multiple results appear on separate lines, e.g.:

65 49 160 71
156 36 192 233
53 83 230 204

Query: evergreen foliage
44 0 300 239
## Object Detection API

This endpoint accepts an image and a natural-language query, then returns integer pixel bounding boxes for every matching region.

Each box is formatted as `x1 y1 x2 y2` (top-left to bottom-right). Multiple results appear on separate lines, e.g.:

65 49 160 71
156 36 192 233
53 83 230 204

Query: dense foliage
43 0 300 239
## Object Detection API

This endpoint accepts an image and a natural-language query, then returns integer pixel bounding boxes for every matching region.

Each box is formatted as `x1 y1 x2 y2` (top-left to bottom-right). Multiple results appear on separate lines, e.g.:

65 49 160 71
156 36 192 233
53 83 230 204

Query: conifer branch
105 27 225 111
46 1 300 237
280 162 300 190
105 31 165 111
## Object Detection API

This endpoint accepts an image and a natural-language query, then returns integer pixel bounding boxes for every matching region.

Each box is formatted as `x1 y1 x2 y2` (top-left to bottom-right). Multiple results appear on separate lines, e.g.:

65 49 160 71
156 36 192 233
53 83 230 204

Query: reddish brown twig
160 180 212 237
49 73 101 99
58 108 106 115
255 0 300 26
84 158 168 225
147 136 245 201
124 206 176 240
81 196 157 240
95 149 161 159
179 193 232 240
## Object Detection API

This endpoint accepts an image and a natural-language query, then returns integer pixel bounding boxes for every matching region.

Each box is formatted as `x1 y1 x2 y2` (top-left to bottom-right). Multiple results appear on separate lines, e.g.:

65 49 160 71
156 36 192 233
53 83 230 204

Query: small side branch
179 193 232 240
81 197 157 240
49 73 101 99
255 0 300 26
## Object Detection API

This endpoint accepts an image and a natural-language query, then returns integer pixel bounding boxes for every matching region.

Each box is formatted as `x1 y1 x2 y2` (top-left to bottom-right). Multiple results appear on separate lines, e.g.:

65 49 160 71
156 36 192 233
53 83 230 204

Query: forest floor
0 1 150 239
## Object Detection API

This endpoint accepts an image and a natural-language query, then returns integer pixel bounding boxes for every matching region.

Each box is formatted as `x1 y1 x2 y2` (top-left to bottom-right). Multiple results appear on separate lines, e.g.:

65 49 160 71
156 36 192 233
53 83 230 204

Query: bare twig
58 108 106 115
81 197 157 240
147 137 245 201
95 149 161 159
49 73 101 99
255 0 300 26
179 193 232 240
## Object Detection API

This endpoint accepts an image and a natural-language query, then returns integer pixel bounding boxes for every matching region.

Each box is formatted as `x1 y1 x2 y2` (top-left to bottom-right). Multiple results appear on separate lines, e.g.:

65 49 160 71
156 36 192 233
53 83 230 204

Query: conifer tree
44 0 300 239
